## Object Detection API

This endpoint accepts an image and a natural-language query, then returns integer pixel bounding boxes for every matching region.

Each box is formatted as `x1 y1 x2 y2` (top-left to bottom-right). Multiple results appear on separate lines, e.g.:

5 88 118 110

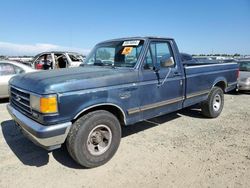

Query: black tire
201 86 224 118
66 110 121 168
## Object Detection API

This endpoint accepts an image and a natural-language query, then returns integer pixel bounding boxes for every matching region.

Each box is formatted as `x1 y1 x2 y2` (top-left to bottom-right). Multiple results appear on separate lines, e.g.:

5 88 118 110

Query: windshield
239 61 250 71
82 40 144 68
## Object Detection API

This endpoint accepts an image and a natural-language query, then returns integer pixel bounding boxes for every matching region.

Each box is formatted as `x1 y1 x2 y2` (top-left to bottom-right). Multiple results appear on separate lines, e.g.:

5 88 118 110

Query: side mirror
160 56 175 67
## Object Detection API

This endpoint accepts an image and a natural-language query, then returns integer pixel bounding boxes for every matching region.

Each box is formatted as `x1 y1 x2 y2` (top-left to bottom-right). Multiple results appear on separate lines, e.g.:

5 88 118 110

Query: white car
0 61 36 99
31 51 85 70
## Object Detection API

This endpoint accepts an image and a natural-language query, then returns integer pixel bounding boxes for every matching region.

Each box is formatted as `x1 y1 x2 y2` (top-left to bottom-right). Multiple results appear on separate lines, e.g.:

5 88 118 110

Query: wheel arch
73 103 126 126
213 78 227 92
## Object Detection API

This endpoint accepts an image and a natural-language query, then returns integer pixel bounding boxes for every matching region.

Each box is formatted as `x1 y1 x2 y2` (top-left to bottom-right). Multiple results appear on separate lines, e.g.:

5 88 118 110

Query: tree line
192 53 241 57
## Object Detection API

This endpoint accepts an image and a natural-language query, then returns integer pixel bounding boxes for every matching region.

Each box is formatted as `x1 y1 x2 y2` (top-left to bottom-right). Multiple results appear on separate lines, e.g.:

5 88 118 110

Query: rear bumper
238 82 250 91
7 104 72 150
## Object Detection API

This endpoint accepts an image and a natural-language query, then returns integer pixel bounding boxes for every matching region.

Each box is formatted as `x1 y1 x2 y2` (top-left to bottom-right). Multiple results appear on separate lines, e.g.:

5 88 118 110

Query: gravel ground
0 93 250 188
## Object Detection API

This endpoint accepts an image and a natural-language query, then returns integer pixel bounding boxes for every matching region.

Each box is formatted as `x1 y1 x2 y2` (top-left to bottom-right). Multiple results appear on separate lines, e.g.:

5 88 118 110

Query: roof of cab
99 36 174 44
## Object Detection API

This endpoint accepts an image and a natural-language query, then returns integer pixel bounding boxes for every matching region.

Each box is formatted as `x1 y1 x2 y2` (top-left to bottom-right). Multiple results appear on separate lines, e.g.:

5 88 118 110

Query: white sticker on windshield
122 40 140 46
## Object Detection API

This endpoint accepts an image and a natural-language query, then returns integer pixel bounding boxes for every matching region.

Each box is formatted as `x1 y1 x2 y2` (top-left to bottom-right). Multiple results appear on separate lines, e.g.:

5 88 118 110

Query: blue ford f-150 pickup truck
7 37 238 168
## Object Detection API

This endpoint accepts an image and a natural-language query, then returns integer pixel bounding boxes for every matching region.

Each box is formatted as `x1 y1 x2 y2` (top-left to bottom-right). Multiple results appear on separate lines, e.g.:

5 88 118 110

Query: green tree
233 53 240 57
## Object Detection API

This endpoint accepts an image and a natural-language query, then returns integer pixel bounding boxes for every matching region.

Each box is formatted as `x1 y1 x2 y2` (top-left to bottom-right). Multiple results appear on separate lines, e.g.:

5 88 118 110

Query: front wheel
201 86 224 118
66 110 121 168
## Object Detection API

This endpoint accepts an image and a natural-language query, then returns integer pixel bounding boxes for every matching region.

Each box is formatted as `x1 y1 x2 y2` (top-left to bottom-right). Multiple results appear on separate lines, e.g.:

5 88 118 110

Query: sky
0 0 249 56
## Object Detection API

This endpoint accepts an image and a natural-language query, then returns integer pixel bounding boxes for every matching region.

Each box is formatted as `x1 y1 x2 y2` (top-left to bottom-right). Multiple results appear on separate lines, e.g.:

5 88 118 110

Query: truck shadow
1 107 205 169
0 98 9 104
1 120 88 169
178 106 210 119
226 90 250 95
52 145 85 169
121 106 208 139
1 120 49 167
52 112 182 169
122 112 181 138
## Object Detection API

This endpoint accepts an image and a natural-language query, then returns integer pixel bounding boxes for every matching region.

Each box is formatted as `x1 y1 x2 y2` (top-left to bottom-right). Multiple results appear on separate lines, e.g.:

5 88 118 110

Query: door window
55 54 68 68
68 54 84 62
150 42 175 68
35 54 53 69
13 65 24 74
36 54 53 64
0 63 16 76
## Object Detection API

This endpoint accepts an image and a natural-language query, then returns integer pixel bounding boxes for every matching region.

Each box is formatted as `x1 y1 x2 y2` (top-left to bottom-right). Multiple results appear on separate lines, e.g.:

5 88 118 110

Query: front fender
73 102 127 122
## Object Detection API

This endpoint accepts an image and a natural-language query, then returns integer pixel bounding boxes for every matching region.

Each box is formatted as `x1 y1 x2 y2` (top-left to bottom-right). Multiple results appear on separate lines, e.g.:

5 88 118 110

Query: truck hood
10 66 138 94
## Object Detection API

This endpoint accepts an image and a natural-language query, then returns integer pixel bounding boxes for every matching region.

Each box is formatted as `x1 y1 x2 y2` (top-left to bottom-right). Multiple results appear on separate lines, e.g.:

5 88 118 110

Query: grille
10 86 32 115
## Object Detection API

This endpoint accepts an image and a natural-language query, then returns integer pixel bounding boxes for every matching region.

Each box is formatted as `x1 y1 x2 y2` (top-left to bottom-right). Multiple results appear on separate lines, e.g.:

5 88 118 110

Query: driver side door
138 40 184 120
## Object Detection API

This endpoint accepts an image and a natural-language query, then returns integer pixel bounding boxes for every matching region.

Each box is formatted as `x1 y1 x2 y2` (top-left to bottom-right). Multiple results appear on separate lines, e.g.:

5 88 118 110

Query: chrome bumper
7 104 72 150
238 82 250 91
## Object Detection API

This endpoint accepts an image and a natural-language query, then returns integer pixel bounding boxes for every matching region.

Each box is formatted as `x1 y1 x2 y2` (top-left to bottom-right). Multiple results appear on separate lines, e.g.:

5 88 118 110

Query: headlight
30 95 58 114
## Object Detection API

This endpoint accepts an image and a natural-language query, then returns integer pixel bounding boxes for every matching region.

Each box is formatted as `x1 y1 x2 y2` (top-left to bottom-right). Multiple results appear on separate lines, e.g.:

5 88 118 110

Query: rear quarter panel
183 63 238 107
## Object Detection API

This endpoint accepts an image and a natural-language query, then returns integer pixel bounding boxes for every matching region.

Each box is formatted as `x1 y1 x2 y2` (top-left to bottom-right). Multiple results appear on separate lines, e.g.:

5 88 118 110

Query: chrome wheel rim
213 94 221 111
87 125 112 156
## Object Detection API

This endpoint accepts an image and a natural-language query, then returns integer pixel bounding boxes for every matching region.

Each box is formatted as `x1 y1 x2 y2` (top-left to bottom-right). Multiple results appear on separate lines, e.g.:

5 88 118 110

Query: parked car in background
238 60 250 91
0 61 36 99
180 53 198 65
193 56 219 64
217 59 238 64
7 57 33 66
181 54 217 65
31 52 85 70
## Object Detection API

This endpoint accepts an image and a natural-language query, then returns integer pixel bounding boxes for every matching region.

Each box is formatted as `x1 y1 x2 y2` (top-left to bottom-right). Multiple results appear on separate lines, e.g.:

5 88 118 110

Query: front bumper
7 104 72 150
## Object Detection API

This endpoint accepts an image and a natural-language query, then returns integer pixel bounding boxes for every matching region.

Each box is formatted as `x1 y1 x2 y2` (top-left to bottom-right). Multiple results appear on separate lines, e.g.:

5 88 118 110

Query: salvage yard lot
0 93 250 188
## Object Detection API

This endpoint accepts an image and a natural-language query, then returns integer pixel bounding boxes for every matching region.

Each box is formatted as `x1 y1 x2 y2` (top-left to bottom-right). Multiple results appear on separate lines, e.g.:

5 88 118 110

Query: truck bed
183 62 238 107
182 60 220 66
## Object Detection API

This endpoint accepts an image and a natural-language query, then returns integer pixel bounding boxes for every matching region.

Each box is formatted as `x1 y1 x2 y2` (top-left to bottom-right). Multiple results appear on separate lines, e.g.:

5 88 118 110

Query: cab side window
150 42 175 68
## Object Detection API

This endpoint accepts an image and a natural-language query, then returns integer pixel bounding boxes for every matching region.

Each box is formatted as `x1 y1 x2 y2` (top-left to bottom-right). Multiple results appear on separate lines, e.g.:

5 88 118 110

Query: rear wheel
66 110 121 168
201 86 224 118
